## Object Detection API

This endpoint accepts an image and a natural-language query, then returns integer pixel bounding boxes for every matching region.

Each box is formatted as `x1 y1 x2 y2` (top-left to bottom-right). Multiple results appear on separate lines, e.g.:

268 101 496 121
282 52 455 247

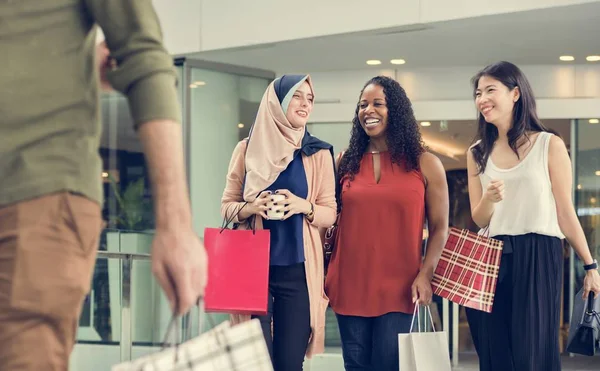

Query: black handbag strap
587 292 597 314
221 202 249 231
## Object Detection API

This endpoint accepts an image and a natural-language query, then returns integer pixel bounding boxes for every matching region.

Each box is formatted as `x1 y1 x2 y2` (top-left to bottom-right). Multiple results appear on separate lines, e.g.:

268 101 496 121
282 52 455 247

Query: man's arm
87 0 206 314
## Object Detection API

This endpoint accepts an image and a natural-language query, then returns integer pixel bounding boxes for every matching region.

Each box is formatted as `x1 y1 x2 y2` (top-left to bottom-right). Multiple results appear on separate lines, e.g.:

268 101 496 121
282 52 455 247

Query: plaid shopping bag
112 301 273 371
431 227 503 313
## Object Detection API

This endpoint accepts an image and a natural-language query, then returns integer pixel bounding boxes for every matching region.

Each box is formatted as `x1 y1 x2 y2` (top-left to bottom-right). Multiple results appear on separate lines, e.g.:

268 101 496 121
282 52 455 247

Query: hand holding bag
567 289 600 356
398 305 452 371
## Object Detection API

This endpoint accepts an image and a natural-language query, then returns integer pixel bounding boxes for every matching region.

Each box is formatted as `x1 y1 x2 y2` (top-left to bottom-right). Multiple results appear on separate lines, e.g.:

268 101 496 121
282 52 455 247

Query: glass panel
187 67 270 334
574 118 600 292
100 92 154 235
100 65 184 237
77 255 112 343
78 64 185 345
130 258 174 345
188 69 269 234
77 230 170 346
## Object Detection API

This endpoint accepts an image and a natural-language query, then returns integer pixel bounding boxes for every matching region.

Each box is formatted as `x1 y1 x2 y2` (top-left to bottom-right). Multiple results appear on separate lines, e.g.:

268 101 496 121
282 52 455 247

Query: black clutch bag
567 288 600 356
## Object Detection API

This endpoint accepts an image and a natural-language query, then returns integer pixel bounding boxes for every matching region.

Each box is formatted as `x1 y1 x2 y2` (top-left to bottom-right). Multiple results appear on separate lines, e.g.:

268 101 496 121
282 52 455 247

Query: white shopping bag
398 305 452 371
112 300 273 371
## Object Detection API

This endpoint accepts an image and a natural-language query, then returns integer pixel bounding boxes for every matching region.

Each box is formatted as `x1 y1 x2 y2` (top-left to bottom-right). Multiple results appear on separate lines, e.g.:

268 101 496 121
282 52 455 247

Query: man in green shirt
0 1 207 369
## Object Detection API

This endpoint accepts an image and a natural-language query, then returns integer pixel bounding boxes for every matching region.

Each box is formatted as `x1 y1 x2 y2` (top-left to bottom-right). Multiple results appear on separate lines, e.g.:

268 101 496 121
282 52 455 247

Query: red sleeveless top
325 152 425 316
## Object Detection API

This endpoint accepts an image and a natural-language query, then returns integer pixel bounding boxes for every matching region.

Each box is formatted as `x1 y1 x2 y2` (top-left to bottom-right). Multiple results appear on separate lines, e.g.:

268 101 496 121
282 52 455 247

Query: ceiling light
589 119 599 124
420 121 431 127
366 60 382 65
595 171 600 176
390 59 406 65
190 81 206 88
101 172 109 178
237 123 244 129
577 184 582 190
559 56 575 62
586 56 600 62
591 197 597 204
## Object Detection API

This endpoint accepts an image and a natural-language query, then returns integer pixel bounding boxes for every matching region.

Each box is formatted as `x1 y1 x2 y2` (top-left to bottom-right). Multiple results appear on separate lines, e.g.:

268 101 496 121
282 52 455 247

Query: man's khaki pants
0 192 103 370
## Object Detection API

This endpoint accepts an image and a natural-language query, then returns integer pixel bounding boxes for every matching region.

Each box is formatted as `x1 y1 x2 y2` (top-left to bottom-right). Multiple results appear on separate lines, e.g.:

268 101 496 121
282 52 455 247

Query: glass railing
73 229 230 369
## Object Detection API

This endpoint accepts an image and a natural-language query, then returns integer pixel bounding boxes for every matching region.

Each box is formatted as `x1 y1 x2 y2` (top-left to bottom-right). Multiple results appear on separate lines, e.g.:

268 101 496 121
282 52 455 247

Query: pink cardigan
220 139 337 357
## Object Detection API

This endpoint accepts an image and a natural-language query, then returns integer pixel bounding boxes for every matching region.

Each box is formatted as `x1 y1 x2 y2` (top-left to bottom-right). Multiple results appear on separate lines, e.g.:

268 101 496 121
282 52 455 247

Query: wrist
304 200 313 215
155 208 193 231
584 259 598 272
246 202 257 215
481 196 495 207
418 268 434 280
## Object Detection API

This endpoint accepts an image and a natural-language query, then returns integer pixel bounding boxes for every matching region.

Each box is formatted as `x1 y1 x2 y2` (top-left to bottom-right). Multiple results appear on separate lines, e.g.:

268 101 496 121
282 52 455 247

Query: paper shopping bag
431 227 503 313
203 210 270 315
398 306 451 371
112 305 273 371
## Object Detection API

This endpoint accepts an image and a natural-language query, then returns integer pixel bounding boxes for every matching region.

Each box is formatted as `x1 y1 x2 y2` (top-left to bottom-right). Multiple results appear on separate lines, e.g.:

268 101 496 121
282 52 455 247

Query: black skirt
466 233 563 371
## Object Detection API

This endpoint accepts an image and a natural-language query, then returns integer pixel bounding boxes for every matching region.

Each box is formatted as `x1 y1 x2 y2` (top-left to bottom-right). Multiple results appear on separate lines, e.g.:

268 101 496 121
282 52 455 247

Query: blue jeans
336 312 413 371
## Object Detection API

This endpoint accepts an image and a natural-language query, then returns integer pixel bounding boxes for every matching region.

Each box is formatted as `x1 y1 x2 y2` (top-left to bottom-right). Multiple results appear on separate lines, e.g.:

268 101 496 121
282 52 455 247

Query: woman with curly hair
325 76 449 370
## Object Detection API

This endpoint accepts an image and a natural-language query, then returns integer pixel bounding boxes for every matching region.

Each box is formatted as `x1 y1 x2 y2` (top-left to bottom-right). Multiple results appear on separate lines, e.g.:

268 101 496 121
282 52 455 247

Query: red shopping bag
431 227 503 313
203 213 270 316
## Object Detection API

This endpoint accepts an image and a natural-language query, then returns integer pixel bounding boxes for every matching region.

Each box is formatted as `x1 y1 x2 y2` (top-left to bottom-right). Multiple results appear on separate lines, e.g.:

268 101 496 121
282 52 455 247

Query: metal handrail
93 249 152 362
97 251 151 260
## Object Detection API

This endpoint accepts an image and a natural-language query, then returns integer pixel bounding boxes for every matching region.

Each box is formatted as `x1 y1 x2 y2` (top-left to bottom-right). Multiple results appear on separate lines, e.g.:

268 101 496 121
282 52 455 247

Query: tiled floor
305 352 600 370
453 353 600 371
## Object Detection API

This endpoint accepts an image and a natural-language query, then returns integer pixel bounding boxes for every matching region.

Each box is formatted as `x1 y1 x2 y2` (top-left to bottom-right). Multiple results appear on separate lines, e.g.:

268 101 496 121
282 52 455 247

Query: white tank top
477 132 564 239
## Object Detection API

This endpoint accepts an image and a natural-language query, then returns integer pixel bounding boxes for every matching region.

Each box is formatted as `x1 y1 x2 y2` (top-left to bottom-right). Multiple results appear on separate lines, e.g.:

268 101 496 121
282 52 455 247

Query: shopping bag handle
141 297 238 370
221 202 248 231
409 305 436 333
220 201 259 234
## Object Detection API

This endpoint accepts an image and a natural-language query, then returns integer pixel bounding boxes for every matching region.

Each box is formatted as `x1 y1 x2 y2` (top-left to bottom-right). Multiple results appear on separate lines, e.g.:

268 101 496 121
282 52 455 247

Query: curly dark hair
338 76 425 182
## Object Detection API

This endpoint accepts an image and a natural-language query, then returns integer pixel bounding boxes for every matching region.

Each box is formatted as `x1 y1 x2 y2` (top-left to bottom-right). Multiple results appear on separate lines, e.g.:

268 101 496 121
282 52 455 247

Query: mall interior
74 0 600 369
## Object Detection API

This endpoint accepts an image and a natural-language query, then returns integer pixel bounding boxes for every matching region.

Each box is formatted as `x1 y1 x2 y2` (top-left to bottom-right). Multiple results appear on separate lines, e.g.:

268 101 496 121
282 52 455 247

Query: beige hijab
243 75 314 201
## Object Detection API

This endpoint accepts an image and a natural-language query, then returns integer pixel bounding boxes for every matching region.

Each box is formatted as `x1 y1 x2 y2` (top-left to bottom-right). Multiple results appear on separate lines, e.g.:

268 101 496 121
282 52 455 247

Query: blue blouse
262 151 308 266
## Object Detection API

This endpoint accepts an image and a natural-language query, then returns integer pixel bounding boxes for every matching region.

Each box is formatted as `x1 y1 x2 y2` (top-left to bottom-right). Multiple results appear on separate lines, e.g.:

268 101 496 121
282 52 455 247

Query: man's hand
151 225 208 315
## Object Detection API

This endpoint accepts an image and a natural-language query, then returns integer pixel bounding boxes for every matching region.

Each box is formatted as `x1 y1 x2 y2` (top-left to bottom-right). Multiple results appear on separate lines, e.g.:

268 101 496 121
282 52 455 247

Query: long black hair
338 76 425 182
471 61 556 173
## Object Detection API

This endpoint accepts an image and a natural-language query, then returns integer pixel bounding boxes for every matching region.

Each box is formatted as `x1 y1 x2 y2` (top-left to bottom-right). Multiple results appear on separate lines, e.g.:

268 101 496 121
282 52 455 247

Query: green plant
107 174 154 231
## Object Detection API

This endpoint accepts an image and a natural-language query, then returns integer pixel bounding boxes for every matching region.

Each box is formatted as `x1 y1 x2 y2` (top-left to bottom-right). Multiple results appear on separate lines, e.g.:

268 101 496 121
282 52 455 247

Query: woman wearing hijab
221 74 337 370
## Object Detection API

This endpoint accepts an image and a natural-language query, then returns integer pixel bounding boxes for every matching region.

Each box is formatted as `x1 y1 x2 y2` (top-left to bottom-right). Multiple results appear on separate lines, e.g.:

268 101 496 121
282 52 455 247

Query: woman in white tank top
465 61 600 371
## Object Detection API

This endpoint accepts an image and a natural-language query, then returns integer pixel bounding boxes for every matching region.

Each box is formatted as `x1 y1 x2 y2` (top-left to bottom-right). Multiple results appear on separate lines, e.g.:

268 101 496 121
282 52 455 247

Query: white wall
152 0 202 54
199 0 599 51
305 64 600 123
420 0 598 22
